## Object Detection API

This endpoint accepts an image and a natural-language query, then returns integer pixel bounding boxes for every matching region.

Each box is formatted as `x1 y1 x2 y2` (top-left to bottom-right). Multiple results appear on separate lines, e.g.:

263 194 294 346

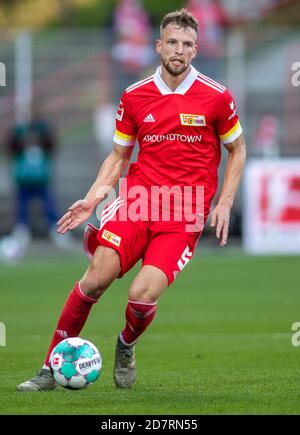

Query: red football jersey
113 65 242 222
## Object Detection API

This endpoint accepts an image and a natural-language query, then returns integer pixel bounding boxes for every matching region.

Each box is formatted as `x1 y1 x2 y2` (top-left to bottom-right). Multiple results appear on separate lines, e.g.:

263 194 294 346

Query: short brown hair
160 9 198 36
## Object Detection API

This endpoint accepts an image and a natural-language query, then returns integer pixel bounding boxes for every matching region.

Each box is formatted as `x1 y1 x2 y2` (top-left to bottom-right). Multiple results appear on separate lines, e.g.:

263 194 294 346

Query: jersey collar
153 65 198 95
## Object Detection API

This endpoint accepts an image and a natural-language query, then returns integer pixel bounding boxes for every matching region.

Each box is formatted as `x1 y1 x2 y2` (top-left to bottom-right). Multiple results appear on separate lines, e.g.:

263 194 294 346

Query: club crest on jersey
102 230 121 247
180 114 206 127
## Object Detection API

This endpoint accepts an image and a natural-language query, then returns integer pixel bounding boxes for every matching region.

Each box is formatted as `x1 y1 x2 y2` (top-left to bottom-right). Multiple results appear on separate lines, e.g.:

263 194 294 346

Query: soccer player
17 8 246 391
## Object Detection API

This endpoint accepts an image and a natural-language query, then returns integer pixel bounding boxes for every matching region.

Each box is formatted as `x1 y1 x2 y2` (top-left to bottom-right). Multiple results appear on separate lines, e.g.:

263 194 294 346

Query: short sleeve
215 89 243 144
113 92 137 147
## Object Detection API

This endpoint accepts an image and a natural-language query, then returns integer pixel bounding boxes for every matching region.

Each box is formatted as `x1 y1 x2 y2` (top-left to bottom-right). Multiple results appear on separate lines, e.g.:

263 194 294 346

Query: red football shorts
84 198 202 286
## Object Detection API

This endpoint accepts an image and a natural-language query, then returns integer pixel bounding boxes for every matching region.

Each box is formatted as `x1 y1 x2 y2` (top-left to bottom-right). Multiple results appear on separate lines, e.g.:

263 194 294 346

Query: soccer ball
49 337 102 389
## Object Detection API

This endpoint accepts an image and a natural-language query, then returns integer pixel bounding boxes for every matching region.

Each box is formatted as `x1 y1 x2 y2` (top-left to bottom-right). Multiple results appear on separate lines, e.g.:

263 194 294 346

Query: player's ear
156 39 162 55
192 44 198 59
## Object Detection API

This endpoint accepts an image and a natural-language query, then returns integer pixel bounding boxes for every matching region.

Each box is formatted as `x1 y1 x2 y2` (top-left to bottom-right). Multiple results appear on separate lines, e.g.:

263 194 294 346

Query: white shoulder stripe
196 77 225 93
126 78 154 94
126 76 154 92
100 197 125 229
127 75 153 90
197 73 226 92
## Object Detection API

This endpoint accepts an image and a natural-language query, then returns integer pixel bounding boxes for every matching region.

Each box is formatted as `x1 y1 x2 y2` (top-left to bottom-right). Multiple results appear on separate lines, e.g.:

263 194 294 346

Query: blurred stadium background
0 0 299 250
0 0 300 254
0 0 300 415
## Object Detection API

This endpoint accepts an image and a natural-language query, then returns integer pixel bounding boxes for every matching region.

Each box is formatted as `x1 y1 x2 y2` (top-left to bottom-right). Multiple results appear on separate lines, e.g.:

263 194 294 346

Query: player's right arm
57 142 133 234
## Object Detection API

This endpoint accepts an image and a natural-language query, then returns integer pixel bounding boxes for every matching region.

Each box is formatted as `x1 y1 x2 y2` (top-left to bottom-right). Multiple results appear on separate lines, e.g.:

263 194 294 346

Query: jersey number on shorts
177 245 193 271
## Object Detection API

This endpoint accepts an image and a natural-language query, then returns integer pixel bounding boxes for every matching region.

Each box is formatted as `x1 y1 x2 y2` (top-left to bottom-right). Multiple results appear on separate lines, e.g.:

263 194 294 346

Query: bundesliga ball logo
49 337 102 389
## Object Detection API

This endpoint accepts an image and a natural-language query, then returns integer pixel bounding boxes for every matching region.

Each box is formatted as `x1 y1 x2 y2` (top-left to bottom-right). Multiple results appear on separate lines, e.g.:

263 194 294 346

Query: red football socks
120 300 157 346
44 282 98 367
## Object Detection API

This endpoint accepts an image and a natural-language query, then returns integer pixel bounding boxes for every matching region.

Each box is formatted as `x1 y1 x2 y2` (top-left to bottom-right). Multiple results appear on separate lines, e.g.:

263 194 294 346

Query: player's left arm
210 133 246 246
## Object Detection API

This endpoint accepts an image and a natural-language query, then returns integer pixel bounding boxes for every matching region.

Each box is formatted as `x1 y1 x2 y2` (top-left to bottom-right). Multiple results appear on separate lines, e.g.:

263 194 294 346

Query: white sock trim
128 299 157 306
119 333 137 347
42 364 50 370
78 281 98 302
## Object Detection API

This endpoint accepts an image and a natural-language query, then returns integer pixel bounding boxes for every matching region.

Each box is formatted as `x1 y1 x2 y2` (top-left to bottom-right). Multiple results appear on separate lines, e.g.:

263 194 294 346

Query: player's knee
128 284 158 304
80 270 108 299
80 248 120 299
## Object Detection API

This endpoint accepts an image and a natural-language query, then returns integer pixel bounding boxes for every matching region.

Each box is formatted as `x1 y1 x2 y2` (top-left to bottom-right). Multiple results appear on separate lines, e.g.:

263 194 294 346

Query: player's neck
160 65 191 92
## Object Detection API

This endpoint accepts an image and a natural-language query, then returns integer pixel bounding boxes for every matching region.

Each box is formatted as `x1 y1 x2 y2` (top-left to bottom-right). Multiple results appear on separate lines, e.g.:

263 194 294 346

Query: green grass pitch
0 250 300 415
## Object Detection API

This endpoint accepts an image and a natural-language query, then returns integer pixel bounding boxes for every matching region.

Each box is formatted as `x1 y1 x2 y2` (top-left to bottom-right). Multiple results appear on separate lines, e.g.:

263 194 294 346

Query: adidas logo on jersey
143 113 156 122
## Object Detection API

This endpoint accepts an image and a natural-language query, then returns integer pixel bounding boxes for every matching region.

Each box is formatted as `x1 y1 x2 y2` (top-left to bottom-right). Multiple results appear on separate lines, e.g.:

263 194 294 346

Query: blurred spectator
4 105 72 258
186 0 229 79
95 0 153 157
224 0 282 22
112 0 153 95
254 114 280 157
94 93 116 156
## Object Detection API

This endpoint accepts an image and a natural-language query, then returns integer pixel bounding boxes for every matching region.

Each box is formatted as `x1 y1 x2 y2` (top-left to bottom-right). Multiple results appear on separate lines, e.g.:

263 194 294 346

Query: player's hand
57 199 95 234
210 203 231 247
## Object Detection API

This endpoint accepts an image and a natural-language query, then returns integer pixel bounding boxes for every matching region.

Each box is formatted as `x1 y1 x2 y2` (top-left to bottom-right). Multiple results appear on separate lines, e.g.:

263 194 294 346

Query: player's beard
161 56 189 77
